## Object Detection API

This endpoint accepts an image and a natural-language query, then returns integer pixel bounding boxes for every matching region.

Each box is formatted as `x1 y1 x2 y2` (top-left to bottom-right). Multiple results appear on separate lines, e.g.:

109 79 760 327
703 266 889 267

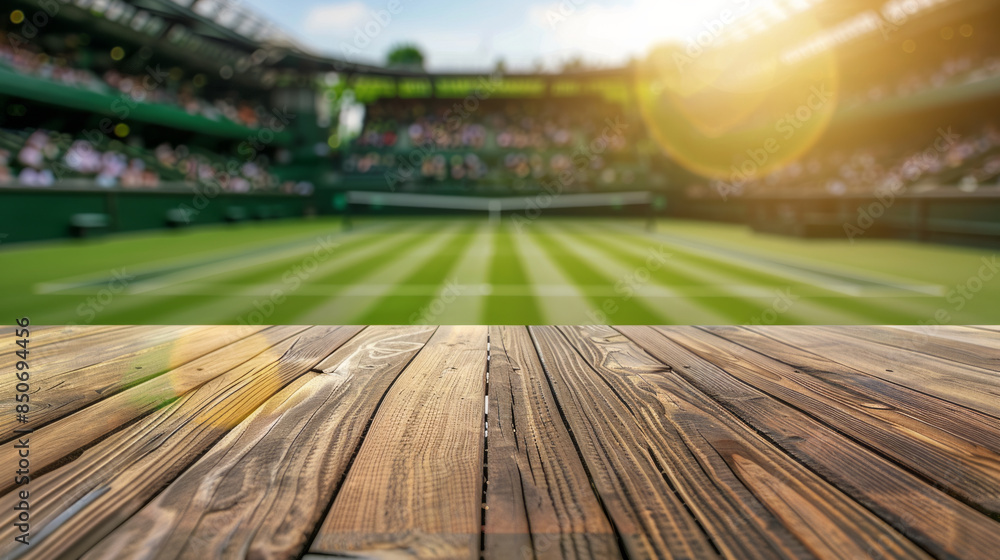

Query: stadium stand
3 0 1000 246
341 97 644 194
0 0 327 241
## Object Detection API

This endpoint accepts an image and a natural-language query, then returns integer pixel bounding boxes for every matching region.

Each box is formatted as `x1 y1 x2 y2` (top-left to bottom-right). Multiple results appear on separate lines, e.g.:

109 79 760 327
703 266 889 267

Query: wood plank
0 325 183 399
485 326 618 560
757 326 1000 419
310 326 487 559
0 325 272 440
531 326 717 559
0 325 129 371
0 325 307 495
621 326 1000 560
541 325 927 560
694 325 1000 515
0 326 363 560
888 325 1000 351
816 325 1000 372
83 326 436 560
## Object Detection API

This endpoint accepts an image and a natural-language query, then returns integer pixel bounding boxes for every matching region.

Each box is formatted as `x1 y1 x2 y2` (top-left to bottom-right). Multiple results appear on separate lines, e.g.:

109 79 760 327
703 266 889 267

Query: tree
560 55 585 72
387 44 425 70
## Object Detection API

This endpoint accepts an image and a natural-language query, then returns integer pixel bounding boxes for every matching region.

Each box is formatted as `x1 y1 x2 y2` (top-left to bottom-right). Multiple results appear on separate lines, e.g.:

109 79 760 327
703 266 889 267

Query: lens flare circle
635 19 839 183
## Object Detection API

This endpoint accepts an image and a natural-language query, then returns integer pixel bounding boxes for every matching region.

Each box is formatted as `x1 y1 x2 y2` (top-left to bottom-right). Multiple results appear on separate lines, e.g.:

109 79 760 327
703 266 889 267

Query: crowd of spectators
698 125 1000 199
0 129 311 195
346 99 637 189
353 100 631 151
842 53 1000 110
0 31 263 128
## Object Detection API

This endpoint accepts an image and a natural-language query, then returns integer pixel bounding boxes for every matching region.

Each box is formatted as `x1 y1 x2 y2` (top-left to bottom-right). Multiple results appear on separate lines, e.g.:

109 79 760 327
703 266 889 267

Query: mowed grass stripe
601 223 925 324
559 224 766 323
245 223 456 324
509 227 594 324
149 227 429 324
561 222 865 324
540 223 727 323
486 227 543 324
631 222 938 322
34 221 364 324
98 223 436 324
532 230 667 324
194 229 386 287
295 224 467 324
353 223 480 324
432 223 495 324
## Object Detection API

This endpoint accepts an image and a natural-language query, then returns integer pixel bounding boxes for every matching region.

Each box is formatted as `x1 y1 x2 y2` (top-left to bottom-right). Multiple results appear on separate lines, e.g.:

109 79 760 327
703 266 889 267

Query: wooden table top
1 325 998 559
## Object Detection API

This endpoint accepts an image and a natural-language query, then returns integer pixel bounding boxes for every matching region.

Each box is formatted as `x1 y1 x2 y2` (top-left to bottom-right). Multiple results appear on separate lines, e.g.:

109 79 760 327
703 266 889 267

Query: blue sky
242 0 757 71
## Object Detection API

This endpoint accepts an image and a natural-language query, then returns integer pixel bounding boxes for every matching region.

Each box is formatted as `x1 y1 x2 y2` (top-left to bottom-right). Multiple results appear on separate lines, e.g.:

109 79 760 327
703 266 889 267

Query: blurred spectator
0 128 309 194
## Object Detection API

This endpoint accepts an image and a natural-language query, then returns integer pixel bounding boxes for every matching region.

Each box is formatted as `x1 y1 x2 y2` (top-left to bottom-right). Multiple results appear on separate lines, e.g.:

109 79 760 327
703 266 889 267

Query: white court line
35 223 395 295
39 283 944 298
606 223 945 297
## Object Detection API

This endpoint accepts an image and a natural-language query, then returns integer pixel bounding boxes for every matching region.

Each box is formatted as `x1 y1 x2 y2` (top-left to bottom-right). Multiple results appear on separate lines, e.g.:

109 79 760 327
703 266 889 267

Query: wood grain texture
310 326 487 559
695 325 1000 515
0 326 305 495
543 326 929 560
622 325 1000 560
0 325 266 440
0 326 362 560
3 324 999 560
529 326 719 559
0 325 129 372
485 326 618 560
0 325 181 398
83 326 435 560
820 325 1000 372
757 326 1000 419
889 325 1000 350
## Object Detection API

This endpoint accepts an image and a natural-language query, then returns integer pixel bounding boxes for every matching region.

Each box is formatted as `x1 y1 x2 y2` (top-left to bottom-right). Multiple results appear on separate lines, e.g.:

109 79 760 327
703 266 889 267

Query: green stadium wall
0 189 311 244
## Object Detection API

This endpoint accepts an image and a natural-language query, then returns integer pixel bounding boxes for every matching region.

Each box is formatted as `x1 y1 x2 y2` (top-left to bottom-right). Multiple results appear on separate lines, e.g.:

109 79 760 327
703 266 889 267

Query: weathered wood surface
0 325 129 372
692 326 1000 515
823 325 1000 371
485 326 618 560
0 325 998 560
0 325 269 440
0 326 362 560
621 326 1000 560
542 326 927 559
309 326 488 559
85 326 435 560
